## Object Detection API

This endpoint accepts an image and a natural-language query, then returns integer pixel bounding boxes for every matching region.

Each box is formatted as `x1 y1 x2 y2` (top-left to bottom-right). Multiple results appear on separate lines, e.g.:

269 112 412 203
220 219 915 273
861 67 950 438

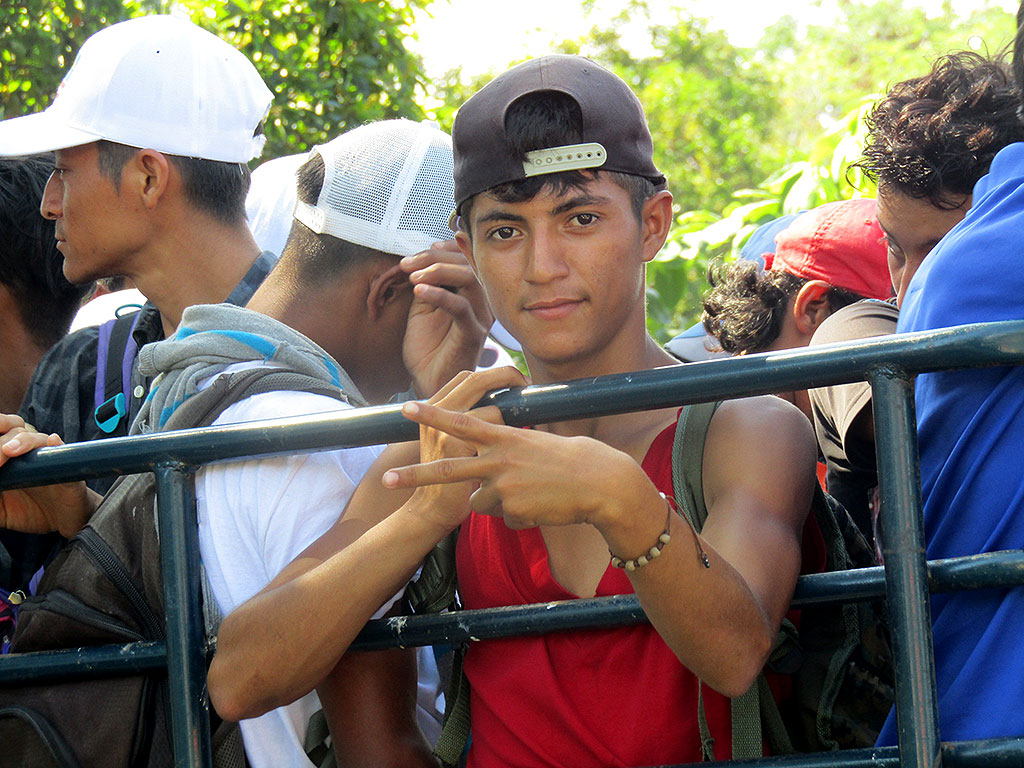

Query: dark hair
280 151 392 282
702 260 862 355
851 51 1024 209
1014 2 1024 100
0 155 93 349
96 140 251 224
459 90 665 229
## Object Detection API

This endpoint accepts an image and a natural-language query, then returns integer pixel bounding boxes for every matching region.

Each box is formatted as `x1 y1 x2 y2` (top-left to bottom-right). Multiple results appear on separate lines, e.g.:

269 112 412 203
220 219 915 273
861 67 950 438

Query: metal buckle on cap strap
522 143 607 177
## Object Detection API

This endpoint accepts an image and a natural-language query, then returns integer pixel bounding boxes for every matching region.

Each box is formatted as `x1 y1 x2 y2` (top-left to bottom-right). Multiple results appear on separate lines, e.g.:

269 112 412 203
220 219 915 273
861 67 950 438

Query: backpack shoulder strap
94 311 143 436
670 400 791 760
670 401 720 532
161 367 348 434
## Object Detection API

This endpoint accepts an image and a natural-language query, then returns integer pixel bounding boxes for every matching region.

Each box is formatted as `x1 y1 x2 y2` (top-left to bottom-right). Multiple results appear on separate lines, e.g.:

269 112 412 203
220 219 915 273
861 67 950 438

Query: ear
639 189 674 263
792 279 833 336
455 229 478 275
131 149 171 210
366 262 411 321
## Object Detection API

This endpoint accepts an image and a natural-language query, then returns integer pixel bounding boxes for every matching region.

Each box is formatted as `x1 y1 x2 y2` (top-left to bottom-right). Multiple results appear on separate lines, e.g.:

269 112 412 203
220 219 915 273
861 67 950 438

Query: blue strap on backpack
94 310 143 435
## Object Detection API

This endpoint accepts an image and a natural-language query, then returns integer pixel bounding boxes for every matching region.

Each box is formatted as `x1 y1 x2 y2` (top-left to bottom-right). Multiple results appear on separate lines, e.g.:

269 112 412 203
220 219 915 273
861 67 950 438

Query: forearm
209 497 453 722
597 489 777 697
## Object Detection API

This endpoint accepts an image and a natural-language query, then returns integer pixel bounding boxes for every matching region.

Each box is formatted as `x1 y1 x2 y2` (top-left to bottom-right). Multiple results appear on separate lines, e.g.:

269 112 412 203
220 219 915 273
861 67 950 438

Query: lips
523 298 584 320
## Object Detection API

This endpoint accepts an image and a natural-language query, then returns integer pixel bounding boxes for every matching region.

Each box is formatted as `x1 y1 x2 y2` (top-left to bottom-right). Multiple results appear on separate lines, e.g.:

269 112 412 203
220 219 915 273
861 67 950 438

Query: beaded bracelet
609 492 711 571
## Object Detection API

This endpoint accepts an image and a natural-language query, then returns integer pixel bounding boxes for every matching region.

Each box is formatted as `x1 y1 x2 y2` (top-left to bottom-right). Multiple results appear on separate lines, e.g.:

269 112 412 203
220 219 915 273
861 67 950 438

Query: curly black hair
701 260 862 355
851 51 1024 209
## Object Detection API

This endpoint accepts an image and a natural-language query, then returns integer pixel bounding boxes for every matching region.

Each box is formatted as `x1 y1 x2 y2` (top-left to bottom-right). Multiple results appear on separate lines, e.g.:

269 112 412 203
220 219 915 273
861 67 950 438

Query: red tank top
455 419 734 767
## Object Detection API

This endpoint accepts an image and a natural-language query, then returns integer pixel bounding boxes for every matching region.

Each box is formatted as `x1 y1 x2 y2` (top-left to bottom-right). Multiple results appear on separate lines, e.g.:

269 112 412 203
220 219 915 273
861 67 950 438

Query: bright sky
410 0 1015 80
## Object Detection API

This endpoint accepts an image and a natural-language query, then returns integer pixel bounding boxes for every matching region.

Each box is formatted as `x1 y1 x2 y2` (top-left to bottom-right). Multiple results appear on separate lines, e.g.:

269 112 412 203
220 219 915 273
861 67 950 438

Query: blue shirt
878 142 1024 744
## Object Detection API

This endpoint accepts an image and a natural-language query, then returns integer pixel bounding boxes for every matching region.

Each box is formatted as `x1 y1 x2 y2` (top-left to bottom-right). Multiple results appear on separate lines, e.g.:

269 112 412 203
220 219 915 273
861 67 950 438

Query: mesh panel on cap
307 120 455 258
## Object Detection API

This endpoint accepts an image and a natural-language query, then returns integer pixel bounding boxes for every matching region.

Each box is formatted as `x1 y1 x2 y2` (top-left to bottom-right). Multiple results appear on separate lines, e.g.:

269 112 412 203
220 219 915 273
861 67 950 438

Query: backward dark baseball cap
451 54 665 210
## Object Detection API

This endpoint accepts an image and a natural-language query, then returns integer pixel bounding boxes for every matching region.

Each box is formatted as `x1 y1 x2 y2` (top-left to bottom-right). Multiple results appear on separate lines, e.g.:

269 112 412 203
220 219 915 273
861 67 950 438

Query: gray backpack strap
165 366 348 768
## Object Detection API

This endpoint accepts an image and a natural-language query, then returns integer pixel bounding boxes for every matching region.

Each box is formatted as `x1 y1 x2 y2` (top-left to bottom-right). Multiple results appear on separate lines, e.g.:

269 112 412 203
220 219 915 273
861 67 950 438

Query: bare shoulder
702 395 816 522
709 395 814 449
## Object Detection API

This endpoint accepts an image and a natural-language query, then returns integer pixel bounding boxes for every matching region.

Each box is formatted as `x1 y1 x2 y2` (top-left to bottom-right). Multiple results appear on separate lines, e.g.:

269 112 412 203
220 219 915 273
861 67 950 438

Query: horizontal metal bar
5 551 1017 681
0 641 166 684
651 737 1024 768
2 320 1023 489
352 550 1024 650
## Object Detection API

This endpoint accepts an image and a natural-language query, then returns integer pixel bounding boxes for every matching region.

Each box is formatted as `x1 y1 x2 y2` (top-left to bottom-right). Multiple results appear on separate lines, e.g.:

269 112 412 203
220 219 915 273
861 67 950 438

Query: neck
0 330 46 413
131 219 261 337
526 331 679 442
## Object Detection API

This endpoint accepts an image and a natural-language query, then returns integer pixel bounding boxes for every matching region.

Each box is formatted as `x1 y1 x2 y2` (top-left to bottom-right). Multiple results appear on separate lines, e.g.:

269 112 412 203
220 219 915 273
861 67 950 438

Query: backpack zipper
76 527 164 641
28 589 146 643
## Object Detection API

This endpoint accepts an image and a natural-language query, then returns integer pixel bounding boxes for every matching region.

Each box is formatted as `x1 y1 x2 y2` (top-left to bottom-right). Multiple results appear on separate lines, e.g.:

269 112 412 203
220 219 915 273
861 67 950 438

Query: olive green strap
433 646 471 767
697 682 717 761
731 679 763 760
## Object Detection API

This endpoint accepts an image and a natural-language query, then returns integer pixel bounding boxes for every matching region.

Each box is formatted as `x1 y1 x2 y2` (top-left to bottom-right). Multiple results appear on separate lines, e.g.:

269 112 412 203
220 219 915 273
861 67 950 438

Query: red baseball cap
767 199 893 300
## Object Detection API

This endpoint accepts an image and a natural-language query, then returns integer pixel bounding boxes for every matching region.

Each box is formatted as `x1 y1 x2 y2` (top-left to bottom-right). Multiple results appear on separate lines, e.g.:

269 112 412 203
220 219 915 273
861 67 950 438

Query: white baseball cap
0 15 272 163
294 119 457 258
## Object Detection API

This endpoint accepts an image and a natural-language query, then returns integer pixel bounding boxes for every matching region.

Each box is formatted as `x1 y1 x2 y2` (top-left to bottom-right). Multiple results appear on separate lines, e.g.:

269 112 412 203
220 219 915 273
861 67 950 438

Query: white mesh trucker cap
294 119 457 258
0 15 272 163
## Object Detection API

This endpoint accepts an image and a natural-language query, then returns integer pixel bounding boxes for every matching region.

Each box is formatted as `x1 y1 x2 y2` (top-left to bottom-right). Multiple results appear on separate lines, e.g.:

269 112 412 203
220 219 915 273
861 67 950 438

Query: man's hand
401 240 494 398
383 369 646 532
0 414 97 538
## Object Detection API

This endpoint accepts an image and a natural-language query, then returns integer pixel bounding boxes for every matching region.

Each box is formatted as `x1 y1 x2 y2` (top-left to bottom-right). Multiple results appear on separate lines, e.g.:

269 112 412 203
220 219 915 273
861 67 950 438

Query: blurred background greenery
1 0 1016 341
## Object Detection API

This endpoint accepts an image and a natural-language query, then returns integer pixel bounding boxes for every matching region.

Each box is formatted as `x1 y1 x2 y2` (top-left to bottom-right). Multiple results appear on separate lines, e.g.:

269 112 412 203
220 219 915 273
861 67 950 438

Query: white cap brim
0 110 103 157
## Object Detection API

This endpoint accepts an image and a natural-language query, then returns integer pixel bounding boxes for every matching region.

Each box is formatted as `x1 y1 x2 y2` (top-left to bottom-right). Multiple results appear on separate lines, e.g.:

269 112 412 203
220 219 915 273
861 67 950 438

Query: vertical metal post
155 463 213 768
870 369 941 768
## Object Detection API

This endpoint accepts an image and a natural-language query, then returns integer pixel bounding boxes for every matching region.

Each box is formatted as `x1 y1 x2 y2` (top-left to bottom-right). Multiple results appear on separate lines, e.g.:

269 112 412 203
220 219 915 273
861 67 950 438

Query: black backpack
414 401 894 765
0 367 347 768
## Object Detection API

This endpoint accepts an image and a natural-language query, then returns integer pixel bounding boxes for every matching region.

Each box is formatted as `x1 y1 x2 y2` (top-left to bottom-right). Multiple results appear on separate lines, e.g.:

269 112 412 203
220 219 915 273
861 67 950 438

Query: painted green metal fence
2 319 1024 767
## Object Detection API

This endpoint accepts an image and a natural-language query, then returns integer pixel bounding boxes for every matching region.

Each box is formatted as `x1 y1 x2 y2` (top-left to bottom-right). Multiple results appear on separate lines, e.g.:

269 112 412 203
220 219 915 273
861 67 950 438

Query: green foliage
0 0 430 159
645 97 876 343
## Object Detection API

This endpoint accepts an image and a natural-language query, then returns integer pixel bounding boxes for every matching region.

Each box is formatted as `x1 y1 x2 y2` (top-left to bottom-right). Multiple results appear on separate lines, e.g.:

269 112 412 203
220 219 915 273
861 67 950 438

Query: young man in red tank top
205 55 818 766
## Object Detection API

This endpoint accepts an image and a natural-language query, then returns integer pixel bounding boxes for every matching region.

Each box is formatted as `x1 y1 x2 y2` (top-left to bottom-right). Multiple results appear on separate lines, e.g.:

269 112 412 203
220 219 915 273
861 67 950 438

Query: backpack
415 401 894 766
671 401 894 759
0 367 347 768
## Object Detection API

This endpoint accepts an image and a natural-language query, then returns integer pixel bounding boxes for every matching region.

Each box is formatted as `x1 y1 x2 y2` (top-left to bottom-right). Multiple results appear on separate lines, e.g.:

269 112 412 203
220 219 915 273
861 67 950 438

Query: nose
40 171 62 221
524 227 569 284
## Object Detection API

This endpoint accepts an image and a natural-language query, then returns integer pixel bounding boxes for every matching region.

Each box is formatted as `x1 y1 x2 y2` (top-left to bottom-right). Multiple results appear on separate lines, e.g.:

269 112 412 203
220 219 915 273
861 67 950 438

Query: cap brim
0 111 102 157
665 325 727 363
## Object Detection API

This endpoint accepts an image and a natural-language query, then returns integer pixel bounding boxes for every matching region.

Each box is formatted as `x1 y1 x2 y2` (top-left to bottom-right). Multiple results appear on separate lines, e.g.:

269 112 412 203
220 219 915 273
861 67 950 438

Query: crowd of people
0 8 1021 768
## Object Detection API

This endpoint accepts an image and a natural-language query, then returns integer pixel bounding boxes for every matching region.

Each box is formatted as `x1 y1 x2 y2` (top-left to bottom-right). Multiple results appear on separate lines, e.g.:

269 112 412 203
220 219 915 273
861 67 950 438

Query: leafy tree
759 0 1016 160
0 0 430 159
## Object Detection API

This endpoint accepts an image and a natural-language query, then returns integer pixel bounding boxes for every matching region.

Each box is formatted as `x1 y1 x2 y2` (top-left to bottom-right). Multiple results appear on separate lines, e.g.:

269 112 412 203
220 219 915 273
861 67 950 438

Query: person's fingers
409 264 481 293
400 401 500 446
434 366 527 412
399 240 464 274
426 370 474 405
411 282 481 325
0 414 27 433
381 455 485 489
0 428 51 459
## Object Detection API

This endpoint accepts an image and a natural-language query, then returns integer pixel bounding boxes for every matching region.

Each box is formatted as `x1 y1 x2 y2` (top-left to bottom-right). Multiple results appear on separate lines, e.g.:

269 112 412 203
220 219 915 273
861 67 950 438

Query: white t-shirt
195 365 441 767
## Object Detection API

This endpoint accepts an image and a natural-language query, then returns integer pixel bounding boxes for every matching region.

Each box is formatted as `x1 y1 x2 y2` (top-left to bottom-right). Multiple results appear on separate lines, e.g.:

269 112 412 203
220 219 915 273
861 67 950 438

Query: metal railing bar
651 737 1024 768
2 321 1023 489
154 463 211 768
871 369 940 768
349 550 1024 651
0 641 165 684
5 548 1020 678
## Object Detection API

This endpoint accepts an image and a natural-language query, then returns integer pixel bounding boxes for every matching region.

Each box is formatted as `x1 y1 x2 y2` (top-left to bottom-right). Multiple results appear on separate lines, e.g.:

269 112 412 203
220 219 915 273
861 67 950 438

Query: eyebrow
550 193 612 216
473 192 614 228
476 210 527 227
